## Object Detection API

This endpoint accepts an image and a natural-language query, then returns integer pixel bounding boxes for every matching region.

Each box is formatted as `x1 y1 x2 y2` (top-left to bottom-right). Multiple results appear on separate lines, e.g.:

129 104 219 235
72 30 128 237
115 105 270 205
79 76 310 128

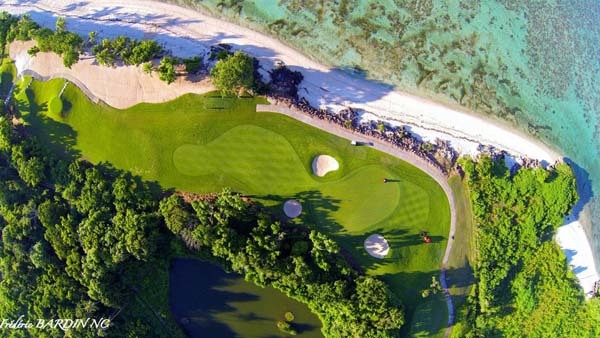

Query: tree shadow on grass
379 269 449 338
254 189 447 273
250 190 341 227
236 190 452 335
17 86 81 161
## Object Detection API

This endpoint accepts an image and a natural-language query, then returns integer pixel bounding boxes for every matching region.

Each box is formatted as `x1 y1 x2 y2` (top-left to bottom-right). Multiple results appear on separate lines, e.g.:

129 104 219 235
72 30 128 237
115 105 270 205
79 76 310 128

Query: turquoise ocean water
164 1 600 271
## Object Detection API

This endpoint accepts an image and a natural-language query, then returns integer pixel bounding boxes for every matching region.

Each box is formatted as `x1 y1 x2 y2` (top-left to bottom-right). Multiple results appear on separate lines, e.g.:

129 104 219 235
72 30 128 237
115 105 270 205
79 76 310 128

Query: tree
421 276 442 298
183 56 202 74
142 61 153 75
62 49 79 68
210 50 254 97
87 31 97 46
0 117 12 152
55 17 66 32
129 40 162 65
158 57 176 84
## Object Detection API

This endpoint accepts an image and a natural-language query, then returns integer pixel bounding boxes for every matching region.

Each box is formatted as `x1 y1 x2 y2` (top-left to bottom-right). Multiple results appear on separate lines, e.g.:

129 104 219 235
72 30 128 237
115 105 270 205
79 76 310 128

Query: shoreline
1 0 597 296
0 0 560 162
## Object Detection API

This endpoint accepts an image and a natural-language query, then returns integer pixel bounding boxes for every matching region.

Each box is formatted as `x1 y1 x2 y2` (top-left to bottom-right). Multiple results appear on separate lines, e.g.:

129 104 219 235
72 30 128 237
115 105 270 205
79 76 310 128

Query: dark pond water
169 258 323 338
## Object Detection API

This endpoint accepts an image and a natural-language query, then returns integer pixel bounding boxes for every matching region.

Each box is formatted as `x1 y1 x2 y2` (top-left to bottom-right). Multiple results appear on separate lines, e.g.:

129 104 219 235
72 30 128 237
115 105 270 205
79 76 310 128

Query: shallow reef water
163 0 600 271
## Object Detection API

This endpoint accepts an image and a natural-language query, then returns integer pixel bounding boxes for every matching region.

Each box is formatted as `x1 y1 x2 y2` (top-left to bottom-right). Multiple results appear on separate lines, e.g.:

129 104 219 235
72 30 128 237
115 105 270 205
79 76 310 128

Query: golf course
14 74 451 336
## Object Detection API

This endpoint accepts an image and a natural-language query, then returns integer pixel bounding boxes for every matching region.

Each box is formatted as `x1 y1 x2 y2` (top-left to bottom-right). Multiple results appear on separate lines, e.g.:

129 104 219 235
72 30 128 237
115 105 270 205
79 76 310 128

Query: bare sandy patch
9 41 214 109
312 155 339 177
365 234 390 259
283 199 302 218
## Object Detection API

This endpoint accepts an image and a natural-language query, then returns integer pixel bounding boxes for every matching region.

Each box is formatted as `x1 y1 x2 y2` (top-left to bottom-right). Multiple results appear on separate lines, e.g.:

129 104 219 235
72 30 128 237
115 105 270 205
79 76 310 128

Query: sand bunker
9 41 214 109
283 199 302 218
14 49 32 75
312 155 339 177
364 234 390 259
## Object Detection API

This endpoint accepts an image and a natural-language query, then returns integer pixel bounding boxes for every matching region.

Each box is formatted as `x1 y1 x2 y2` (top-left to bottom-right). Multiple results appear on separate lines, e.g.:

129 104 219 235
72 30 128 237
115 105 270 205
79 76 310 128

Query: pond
170 258 323 338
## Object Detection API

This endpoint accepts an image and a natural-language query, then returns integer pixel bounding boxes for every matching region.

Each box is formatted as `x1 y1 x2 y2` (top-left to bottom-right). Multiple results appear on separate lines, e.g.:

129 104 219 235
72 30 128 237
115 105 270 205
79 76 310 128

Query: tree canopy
0 99 170 336
157 56 176 84
161 190 405 337
92 36 163 67
5 14 84 68
453 155 600 337
210 50 255 96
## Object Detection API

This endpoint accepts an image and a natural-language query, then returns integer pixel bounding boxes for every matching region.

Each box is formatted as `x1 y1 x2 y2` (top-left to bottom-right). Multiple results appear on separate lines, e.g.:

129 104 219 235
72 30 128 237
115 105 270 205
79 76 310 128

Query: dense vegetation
0 115 180 336
91 36 163 67
5 14 83 68
0 12 19 54
0 63 415 336
0 13 177 83
160 190 404 337
0 110 405 337
210 50 256 96
453 156 600 337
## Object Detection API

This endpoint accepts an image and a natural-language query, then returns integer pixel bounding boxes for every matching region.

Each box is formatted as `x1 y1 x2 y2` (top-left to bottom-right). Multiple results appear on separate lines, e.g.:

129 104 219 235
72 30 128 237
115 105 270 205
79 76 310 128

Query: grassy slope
0 58 16 99
16 77 451 336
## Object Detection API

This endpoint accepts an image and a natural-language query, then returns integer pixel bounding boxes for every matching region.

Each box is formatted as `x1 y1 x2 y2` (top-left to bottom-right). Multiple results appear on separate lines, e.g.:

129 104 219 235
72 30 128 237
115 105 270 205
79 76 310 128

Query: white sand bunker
364 234 390 259
283 199 302 218
14 51 32 75
312 155 339 177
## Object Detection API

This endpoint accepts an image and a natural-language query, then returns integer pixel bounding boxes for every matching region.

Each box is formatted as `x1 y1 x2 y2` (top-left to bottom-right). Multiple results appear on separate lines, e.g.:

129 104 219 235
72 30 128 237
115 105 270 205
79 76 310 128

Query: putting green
173 125 313 193
15 76 451 337
174 126 399 227
318 165 400 230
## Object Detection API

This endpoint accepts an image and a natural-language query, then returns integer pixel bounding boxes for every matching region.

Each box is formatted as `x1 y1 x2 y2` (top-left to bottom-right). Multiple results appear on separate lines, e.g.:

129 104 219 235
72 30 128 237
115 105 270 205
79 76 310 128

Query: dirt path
256 102 457 335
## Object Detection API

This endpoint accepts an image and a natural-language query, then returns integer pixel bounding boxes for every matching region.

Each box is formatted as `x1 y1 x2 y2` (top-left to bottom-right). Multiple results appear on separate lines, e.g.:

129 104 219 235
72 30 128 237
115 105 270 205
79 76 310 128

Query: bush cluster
92 36 163 67
160 190 405 337
454 155 600 337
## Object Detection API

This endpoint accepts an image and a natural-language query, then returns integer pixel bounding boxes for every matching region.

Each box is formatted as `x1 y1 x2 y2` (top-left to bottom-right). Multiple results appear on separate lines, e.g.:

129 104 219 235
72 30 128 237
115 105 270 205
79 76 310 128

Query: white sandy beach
1 0 596 294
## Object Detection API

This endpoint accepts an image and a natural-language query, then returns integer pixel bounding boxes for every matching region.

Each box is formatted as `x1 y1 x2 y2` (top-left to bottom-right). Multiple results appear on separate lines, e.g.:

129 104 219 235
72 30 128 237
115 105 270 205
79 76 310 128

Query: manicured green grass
446 176 475 302
15 76 451 336
0 58 16 99
446 175 476 337
48 96 63 114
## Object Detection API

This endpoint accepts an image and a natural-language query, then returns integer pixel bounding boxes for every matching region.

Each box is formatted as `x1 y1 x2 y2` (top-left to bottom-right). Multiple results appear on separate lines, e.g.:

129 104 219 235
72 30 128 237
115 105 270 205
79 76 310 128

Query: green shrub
183 56 202 74
142 61 153 75
277 320 297 335
158 57 176 84
284 311 295 322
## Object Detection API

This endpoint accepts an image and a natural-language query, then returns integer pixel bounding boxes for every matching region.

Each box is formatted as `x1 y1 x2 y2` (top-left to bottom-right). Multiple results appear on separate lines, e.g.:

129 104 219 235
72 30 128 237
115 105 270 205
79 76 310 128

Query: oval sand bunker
283 199 302 218
312 155 339 177
364 234 390 259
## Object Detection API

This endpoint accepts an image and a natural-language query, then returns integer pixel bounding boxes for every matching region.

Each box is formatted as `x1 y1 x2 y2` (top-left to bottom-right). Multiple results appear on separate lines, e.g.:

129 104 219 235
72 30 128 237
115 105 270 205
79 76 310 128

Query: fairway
15 76 451 337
